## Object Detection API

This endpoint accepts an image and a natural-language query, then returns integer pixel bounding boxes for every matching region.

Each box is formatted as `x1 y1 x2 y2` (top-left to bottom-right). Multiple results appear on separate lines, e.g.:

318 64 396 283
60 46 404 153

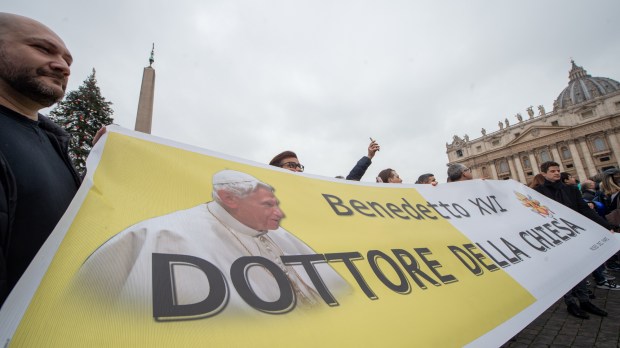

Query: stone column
507 156 517 181
513 155 526 183
528 152 539 175
550 145 564 170
578 138 598 176
472 166 481 179
605 131 620 166
567 140 587 181
489 160 499 179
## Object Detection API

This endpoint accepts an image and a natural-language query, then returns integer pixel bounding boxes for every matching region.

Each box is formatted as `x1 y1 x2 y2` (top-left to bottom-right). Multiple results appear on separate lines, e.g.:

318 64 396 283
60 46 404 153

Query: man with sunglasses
269 139 380 180
269 151 304 172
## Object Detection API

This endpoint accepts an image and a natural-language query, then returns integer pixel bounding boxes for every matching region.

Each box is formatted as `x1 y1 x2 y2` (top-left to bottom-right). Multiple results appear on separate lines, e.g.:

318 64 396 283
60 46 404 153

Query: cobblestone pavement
502 273 620 348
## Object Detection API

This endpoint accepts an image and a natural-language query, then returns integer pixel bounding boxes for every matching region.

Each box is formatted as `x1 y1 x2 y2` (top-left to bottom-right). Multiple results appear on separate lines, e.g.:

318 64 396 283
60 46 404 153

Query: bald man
0 13 81 305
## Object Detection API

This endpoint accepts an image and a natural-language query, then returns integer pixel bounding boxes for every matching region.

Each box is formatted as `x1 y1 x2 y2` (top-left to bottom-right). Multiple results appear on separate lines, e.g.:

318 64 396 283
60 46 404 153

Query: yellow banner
1 127 619 347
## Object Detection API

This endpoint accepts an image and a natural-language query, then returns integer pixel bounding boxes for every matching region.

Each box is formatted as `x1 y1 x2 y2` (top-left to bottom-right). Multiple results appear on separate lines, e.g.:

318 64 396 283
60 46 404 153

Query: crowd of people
269 147 620 320
268 144 468 186
0 12 618 332
529 161 620 319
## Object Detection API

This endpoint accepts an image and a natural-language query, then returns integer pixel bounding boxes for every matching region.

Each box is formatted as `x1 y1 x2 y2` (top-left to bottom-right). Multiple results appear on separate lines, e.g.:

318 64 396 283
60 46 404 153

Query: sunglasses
280 162 304 171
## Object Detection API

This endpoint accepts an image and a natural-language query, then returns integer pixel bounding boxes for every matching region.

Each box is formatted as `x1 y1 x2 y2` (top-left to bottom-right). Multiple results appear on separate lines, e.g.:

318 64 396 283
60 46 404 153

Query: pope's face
234 187 285 231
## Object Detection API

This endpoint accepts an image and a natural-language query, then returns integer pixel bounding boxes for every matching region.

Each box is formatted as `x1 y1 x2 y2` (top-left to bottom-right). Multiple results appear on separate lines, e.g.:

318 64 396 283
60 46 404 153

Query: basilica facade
446 61 620 184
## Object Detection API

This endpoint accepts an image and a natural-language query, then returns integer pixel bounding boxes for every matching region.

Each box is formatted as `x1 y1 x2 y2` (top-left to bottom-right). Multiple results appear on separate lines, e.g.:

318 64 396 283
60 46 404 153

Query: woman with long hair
599 173 620 211
597 171 620 276
528 173 545 189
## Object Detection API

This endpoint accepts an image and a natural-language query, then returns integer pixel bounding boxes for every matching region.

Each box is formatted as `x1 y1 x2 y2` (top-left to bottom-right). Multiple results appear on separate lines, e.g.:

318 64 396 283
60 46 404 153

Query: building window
615 101 620 110
476 145 482 152
522 156 531 169
514 133 520 138
492 140 500 146
551 121 559 126
566 163 574 168
540 150 551 163
498 160 509 174
527 171 533 176
600 156 610 162
482 166 488 177
593 137 608 152
456 149 463 157
581 110 594 119
561 146 571 159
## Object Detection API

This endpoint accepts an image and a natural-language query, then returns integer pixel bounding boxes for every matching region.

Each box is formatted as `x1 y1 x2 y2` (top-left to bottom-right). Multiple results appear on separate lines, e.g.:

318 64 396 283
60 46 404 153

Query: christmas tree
49 68 114 175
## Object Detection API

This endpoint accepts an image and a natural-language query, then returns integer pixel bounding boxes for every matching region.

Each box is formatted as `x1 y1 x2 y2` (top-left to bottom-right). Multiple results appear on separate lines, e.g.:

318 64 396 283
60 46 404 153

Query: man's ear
217 190 238 209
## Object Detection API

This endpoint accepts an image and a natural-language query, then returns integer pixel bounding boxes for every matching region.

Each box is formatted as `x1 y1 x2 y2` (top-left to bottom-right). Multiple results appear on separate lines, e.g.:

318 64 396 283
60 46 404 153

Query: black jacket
534 179 612 229
0 113 81 305
346 156 372 181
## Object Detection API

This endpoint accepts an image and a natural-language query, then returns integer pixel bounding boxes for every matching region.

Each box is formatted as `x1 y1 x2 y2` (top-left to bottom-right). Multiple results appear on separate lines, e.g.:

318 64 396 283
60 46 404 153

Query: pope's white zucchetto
212 170 260 185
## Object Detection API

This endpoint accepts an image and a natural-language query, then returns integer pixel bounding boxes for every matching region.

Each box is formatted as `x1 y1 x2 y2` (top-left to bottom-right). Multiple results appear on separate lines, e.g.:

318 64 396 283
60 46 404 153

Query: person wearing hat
76 170 350 317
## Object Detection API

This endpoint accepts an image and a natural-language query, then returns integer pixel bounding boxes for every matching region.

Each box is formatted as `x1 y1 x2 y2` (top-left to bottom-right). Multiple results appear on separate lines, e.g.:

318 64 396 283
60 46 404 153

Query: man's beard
0 53 66 107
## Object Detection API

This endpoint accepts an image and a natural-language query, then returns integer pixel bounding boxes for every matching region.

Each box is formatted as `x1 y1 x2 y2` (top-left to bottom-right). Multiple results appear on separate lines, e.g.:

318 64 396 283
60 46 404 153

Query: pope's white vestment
76 201 350 316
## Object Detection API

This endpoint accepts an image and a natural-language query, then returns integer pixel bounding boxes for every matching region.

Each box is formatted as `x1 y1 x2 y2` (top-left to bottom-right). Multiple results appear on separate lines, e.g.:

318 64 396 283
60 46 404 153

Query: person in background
345 139 380 181
376 168 402 183
561 172 577 186
580 179 606 216
415 173 437 186
581 179 598 202
534 161 614 318
598 172 620 272
447 163 472 182
528 174 545 189
271 139 380 181
269 151 304 172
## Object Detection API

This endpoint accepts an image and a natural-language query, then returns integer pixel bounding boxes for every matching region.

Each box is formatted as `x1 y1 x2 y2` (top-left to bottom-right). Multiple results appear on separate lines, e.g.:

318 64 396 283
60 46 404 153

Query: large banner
1 126 619 347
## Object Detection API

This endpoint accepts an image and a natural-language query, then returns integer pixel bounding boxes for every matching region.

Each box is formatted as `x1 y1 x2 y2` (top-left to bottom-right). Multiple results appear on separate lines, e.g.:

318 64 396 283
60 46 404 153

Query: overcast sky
6 1 620 182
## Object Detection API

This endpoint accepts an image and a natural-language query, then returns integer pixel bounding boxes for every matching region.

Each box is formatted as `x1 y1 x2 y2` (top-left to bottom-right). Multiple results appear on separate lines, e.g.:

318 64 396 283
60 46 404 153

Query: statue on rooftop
526 106 534 119
538 105 546 116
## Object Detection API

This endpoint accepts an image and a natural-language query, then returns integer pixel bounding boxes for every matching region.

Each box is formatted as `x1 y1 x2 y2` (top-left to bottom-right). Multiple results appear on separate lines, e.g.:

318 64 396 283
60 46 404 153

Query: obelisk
134 44 156 134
